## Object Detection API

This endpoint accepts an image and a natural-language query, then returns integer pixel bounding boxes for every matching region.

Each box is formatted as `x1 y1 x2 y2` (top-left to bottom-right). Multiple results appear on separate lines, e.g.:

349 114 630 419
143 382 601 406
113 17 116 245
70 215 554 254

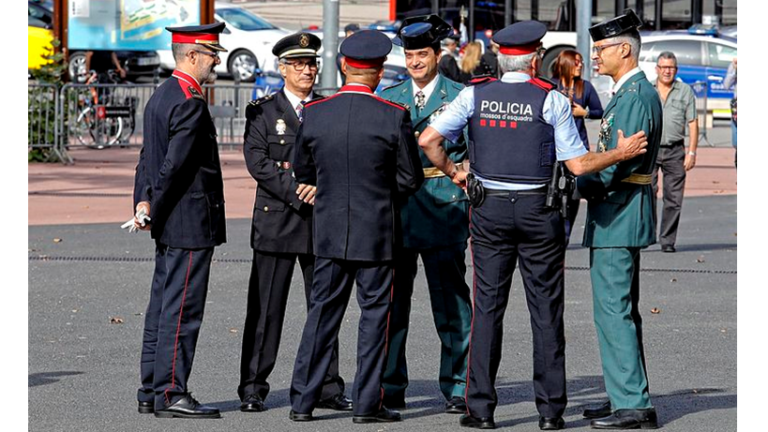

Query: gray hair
656 51 678 67
497 52 536 74
171 43 196 63
606 29 641 61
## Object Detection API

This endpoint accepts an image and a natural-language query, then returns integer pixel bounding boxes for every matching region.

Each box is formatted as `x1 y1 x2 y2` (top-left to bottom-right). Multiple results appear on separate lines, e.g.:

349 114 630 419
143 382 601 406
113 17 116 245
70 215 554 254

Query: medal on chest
597 114 614 153
275 119 287 135
429 102 450 124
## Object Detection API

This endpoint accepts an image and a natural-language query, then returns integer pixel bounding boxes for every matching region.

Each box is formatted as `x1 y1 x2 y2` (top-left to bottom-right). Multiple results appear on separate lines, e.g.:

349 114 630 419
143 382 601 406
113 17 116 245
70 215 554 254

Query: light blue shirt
430 72 588 190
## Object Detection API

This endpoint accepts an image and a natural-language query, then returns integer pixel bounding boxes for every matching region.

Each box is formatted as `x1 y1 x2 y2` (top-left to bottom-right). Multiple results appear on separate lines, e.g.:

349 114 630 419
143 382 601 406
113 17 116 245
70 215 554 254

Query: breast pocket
255 190 286 213
267 133 295 161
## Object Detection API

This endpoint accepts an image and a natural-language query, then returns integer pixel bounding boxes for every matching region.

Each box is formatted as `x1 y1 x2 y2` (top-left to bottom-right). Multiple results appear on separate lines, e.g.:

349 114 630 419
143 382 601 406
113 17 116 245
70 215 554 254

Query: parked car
28 0 54 71
159 3 290 82
68 50 161 83
638 26 737 114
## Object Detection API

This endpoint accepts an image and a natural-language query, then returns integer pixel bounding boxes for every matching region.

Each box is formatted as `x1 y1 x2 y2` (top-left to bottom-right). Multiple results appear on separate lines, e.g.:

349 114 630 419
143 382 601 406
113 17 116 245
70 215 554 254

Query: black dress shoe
583 400 612 419
661 245 676 253
317 393 353 411
382 395 406 409
445 396 467 414
137 401 154 414
539 416 565 430
352 407 402 423
459 414 496 429
591 408 659 429
240 395 266 412
289 410 313 422
154 394 221 419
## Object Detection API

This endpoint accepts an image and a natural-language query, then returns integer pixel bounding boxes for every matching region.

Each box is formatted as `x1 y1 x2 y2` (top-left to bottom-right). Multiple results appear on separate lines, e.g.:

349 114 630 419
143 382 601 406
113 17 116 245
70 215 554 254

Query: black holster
466 173 486 208
545 163 575 218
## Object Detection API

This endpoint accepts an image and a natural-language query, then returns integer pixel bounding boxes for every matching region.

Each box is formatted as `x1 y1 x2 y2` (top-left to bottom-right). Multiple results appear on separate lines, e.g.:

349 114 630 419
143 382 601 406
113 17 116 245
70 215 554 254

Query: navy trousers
466 192 567 419
290 257 393 416
137 243 214 410
238 250 345 402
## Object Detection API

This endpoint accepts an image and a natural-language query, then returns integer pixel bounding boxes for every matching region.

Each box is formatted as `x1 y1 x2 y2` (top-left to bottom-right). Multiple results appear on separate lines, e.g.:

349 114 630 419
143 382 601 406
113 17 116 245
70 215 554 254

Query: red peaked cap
166 22 228 52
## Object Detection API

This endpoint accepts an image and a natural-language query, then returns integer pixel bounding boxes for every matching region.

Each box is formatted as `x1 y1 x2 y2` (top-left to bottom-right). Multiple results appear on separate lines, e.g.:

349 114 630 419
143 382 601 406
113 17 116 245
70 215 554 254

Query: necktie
415 91 426 112
296 103 304 122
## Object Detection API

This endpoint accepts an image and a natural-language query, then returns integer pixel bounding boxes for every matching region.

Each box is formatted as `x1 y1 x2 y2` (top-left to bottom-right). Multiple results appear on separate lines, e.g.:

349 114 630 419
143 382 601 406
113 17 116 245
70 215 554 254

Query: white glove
121 208 151 233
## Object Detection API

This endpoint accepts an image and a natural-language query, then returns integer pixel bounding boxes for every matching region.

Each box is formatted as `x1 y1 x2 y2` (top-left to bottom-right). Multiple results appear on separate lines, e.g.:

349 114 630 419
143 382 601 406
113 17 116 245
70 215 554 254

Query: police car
637 25 737 115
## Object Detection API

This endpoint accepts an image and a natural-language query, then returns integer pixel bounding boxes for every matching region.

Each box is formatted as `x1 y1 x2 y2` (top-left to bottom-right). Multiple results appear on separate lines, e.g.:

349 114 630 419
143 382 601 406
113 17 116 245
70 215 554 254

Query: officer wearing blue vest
378 15 472 414
418 21 649 430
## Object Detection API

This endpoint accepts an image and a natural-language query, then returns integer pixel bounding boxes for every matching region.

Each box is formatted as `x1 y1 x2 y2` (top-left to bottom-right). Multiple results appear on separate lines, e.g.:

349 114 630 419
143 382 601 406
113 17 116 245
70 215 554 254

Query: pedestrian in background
652 51 699 253
724 57 737 166
457 41 484 84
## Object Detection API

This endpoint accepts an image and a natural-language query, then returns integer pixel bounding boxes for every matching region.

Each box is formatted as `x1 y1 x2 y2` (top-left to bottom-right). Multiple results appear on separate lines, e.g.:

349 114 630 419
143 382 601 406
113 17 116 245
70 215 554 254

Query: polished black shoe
661 244 676 253
382 395 406 409
539 416 565 430
154 394 221 419
137 401 154 414
289 410 313 422
445 396 467 414
352 407 402 423
317 393 353 411
591 408 659 429
240 395 266 412
583 400 612 419
459 414 496 429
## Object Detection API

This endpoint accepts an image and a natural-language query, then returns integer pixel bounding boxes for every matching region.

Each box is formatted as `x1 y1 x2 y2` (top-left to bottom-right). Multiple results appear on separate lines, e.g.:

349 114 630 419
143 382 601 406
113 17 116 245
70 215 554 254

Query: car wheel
227 50 258 83
68 51 88 83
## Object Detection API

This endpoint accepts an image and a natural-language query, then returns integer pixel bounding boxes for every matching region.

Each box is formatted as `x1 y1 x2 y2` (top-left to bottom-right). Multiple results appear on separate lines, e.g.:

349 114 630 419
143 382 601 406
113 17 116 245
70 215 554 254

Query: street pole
321 0 340 90
577 0 593 75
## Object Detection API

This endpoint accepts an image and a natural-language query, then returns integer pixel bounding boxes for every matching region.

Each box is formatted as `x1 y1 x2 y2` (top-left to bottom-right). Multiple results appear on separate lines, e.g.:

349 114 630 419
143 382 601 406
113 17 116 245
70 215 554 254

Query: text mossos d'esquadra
479 100 534 122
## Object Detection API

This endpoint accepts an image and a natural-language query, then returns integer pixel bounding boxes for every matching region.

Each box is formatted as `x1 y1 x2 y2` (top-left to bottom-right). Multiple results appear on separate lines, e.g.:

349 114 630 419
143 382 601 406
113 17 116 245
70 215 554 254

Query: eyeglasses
591 42 624 56
656 66 678 71
192 50 219 59
283 60 319 71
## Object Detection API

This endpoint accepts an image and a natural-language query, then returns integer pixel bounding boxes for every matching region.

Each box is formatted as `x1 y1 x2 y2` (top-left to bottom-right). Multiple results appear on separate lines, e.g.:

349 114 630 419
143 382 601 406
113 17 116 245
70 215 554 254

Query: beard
204 67 218 84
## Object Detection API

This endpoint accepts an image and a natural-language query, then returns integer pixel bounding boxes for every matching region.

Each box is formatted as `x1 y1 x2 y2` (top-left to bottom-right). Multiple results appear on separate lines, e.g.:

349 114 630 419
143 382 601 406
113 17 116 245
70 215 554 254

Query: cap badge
276 119 287 135
299 34 310 48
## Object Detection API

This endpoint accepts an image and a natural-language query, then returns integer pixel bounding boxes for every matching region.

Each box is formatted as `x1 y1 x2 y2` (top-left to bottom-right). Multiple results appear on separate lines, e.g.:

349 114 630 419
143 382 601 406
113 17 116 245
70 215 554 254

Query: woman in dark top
551 50 604 243
551 49 604 149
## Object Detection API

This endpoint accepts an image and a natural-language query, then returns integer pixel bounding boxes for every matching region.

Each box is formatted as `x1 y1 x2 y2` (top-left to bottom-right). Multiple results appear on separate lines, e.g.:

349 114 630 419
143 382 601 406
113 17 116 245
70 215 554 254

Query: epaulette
381 80 407 93
248 93 275 106
468 75 497 86
528 76 556 92
188 86 205 100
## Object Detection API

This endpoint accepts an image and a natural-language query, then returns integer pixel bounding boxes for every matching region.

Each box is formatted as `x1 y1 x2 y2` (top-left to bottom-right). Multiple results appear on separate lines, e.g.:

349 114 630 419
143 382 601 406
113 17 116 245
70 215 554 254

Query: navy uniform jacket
292 84 425 262
133 70 226 249
243 89 321 254
378 75 469 250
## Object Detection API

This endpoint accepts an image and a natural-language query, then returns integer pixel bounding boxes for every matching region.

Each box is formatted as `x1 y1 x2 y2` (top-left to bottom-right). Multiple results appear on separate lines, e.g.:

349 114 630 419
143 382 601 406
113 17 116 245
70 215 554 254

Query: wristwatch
687 151 696 156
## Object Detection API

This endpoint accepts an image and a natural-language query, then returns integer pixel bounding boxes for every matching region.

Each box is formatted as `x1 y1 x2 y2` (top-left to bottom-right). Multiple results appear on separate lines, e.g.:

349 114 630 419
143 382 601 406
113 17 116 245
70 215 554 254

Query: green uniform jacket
577 71 663 248
379 75 470 249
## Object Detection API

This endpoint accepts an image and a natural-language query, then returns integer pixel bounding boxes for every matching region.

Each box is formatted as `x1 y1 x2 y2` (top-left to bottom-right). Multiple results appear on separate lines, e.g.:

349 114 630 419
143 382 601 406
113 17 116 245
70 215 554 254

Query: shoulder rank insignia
249 94 275 106
188 86 205 100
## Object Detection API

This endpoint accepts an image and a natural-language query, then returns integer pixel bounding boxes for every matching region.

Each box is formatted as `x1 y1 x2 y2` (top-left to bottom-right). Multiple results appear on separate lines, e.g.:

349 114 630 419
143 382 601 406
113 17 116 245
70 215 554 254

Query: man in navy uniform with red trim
418 21 649 430
288 30 424 424
133 22 227 419
238 32 351 413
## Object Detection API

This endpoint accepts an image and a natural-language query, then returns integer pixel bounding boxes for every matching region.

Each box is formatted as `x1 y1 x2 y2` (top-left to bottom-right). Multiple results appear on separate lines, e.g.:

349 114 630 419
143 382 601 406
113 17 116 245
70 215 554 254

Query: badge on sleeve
276 119 287 135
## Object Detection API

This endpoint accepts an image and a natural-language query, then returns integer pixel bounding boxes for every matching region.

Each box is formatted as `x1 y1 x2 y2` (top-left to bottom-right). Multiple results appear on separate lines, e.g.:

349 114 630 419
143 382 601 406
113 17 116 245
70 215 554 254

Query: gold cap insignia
299 34 310 48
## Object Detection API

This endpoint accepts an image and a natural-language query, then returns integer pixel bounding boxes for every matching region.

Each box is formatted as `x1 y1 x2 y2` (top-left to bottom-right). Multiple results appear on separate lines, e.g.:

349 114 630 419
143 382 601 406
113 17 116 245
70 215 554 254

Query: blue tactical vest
468 80 555 184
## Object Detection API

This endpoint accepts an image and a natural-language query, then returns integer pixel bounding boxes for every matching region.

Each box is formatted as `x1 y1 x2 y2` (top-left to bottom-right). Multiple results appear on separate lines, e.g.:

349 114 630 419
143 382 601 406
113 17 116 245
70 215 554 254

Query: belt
660 139 685 147
621 173 652 185
423 167 446 178
485 187 547 196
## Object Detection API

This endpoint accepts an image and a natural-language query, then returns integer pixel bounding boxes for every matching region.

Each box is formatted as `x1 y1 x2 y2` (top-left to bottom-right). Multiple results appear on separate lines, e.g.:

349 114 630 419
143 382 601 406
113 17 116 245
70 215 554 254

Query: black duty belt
485 187 547 196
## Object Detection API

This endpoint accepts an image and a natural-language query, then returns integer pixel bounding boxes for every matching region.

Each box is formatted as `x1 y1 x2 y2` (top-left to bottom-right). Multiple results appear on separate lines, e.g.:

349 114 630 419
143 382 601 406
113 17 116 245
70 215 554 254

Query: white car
159 3 289 82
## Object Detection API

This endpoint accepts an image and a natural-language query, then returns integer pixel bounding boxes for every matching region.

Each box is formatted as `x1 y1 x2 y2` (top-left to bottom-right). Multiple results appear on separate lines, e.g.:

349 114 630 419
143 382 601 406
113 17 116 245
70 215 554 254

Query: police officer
419 21 649 430
438 33 462 82
578 10 662 429
133 23 227 419
238 32 351 413
379 14 472 414
288 30 424 424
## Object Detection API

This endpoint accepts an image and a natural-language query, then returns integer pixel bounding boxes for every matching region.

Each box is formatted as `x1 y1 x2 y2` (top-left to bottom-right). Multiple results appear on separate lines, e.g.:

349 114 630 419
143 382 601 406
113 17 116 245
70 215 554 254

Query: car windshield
217 7 277 31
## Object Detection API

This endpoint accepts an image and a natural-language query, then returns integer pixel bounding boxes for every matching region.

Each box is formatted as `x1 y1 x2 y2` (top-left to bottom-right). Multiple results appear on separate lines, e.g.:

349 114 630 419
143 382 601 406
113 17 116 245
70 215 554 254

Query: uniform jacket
292 83 425 262
379 75 470 250
243 89 321 254
133 70 226 249
577 71 662 248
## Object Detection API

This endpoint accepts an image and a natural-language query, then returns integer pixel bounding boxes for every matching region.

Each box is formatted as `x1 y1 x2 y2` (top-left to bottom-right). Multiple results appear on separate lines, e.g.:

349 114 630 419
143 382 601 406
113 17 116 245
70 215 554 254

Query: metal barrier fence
28 83 66 162
691 80 713 147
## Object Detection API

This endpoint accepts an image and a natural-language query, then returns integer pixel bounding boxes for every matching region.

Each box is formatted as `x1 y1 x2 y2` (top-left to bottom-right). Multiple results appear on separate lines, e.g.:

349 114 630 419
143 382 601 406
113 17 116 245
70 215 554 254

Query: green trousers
589 247 652 410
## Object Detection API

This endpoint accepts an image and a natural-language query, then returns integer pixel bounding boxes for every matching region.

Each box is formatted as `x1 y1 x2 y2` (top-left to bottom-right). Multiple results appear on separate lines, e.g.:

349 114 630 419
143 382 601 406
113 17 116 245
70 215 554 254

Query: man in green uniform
577 10 662 429
378 15 472 413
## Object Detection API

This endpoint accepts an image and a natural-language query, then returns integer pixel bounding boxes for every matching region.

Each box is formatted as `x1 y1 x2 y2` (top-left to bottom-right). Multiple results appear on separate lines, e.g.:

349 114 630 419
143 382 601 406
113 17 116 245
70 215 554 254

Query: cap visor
201 42 228 52
280 48 320 58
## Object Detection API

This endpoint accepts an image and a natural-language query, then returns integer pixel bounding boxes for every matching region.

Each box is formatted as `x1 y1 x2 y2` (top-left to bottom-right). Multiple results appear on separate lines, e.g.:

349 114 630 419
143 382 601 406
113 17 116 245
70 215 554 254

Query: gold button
280 139 286 145
263 206 269 212
414 131 420 138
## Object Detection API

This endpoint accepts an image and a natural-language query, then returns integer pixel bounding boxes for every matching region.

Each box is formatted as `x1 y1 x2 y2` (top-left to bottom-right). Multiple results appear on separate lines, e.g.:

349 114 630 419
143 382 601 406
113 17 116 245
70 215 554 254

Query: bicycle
73 70 138 149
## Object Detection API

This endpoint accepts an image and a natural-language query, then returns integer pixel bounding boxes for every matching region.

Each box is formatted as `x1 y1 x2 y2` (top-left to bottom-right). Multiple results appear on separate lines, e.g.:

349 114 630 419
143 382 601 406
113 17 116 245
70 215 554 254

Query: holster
465 173 486 208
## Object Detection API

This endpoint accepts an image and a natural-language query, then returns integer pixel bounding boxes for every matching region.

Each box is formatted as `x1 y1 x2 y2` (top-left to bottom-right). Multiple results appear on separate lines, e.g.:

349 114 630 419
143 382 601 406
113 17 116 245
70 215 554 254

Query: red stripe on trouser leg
464 208 477 414
164 251 193 405
379 269 395 410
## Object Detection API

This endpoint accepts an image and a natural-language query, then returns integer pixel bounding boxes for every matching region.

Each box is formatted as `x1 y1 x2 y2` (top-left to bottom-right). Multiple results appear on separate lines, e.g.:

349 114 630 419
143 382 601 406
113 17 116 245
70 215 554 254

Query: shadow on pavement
28 371 84 388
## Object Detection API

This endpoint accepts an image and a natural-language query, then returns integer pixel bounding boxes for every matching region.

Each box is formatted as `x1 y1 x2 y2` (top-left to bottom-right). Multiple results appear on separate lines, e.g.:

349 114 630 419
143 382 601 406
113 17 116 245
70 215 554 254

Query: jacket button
452 194 456 200
263 206 269 212
280 139 286 145
414 131 420 138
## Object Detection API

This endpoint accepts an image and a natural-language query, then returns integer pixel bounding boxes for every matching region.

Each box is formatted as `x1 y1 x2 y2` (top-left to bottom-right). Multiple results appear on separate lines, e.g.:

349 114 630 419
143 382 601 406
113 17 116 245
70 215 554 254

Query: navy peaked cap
272 32 321 59
393 14 453 49
340 30 392 66
492 21 547 54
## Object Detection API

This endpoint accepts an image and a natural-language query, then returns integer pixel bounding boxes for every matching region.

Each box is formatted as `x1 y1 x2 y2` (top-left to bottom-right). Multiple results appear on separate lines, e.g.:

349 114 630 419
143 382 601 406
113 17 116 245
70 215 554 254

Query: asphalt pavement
28 192 736 432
